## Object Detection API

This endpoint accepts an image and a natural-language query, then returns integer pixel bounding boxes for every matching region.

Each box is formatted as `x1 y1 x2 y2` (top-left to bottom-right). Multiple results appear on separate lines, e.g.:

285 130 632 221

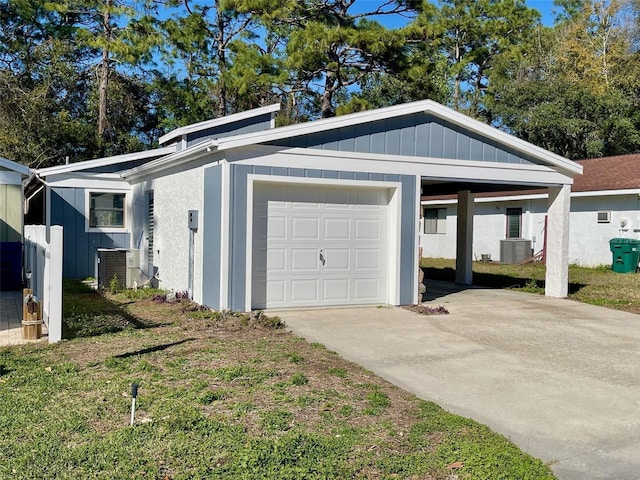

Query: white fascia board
120 140 218 182
228 145 574 187
214 100 582 177
0 157 30 176
46 172 131 190
36 146 176 177
420 188 640 206
158 103 281 145
573 188 640 198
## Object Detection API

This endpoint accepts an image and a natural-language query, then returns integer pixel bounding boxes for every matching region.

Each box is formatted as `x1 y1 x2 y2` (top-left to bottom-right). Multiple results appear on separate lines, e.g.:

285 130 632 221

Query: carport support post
545 185 570 298
455 190 474 285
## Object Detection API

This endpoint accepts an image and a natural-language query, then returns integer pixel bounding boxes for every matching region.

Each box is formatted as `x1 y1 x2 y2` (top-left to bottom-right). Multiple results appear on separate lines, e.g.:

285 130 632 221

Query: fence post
48 226 63 343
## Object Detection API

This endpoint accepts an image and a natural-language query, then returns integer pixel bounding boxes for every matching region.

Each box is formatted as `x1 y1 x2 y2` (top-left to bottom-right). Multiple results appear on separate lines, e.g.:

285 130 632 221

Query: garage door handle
319 250 326 266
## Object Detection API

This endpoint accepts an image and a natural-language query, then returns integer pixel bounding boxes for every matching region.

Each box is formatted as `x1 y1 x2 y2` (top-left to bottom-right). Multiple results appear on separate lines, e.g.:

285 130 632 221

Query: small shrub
287 353 304 364
199 390 227 405
261 410 293 432
327 367 347 378
109 274 122 294
291 373 309 386
364 390 390 415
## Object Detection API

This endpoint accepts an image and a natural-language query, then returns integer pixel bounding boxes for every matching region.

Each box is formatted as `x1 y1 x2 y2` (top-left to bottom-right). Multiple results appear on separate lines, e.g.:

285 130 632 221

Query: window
89 192 125 228
506 208 522 238
424 208 447 234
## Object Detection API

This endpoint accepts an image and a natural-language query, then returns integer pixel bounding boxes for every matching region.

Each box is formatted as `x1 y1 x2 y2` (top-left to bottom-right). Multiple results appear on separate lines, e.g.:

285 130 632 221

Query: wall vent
597 211 611 223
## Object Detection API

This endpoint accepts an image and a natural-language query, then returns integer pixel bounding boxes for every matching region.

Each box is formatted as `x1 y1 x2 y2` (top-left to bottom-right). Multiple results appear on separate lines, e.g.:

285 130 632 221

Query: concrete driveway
270 281 640 480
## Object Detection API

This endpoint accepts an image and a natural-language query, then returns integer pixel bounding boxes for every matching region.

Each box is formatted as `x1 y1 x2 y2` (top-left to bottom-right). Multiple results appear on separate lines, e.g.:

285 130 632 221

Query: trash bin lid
609 238 640 244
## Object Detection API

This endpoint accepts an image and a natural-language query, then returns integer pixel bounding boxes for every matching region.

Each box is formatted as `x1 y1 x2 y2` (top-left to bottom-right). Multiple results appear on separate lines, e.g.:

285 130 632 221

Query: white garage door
251 182 391 309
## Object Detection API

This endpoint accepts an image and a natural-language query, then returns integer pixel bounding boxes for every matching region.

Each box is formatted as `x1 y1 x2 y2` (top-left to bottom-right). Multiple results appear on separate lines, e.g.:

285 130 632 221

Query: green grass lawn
0 281 556 479
422 257 640 315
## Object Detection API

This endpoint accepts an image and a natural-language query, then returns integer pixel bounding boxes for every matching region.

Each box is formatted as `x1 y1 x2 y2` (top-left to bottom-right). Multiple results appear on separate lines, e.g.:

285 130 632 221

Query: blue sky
527 0 557 25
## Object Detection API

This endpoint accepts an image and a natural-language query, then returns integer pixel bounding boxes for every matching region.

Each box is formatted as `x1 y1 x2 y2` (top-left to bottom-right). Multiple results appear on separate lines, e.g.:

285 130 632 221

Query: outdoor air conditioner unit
97 249 141 289
500 239 532 264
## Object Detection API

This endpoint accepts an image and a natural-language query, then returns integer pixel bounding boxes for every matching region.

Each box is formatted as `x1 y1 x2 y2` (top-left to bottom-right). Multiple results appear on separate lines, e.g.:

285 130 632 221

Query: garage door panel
267 248 287 271
291 217 320 240
291 279 320 302
267 216 287 240
291 248 319 271
324 278 350 301
323 248 350 270
354 278 382 300
266 280 286 303
355 219 382 240
354 248 381 270
324 217 350 240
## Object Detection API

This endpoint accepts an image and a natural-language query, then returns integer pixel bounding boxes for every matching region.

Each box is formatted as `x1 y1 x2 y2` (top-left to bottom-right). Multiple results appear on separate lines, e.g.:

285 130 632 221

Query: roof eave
121 140 218 182
36 146 177 177
158 103 281 145
0 157 30 177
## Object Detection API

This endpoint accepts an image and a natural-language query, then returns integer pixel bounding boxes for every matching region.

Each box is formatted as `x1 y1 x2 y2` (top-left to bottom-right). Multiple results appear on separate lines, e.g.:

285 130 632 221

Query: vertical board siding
51 188 130 279
187 114 273 148
227 165 416 311
268 113 540 166
202 165 222 309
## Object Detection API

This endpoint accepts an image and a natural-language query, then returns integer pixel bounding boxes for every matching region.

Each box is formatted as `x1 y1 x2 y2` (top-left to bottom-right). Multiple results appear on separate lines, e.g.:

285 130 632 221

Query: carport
406 104 581 298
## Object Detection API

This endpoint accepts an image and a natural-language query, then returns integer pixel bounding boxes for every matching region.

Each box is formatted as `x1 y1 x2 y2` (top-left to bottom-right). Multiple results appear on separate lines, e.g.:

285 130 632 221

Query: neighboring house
420 154 640 267
0 157 30 290
29 100 583 309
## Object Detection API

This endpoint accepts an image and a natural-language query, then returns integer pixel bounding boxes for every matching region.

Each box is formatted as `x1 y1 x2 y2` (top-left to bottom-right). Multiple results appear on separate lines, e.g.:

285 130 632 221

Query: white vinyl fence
24 225 62 343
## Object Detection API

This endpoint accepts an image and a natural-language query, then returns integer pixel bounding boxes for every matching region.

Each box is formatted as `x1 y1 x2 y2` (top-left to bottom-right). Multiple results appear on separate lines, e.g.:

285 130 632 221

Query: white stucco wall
420 192 640 267
130 168 204 301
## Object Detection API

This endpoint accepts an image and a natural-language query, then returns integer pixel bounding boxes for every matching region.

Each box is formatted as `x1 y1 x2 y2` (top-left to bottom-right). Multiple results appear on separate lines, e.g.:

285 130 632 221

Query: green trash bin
609 238 640 273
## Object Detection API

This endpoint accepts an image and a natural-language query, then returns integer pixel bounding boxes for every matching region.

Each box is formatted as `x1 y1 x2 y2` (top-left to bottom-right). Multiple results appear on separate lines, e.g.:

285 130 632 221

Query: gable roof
158 103 281 145
123 100 583 181
36 146 176 177
422 153 640 201
0 157 30 177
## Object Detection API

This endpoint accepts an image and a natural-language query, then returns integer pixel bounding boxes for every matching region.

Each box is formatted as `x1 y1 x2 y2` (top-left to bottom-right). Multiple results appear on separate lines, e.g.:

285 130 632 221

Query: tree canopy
1 0 640 166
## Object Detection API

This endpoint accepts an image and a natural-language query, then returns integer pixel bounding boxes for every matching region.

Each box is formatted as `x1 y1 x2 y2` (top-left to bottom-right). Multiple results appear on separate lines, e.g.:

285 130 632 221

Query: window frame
85 190 128 233
423 207 447 234
505 207 522 239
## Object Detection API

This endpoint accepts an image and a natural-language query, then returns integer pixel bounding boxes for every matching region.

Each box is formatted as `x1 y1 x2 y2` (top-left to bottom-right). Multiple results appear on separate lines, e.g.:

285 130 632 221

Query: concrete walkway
271 281 640 480
0 291 47 346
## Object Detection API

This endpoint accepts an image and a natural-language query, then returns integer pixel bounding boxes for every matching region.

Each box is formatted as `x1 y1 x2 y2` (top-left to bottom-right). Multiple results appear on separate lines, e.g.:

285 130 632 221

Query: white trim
121 140 217 182
158 103 281 145
219 160 231 310
37 147 175 177
85 188 131 234
244 174 403 311
413 175 421 304
46 173 130 189
421 188 640 206
232 148 573 186
0 157 30 176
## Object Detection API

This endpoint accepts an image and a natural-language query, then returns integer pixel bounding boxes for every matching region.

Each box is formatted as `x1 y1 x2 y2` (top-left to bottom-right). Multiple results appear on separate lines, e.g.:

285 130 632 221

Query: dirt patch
402 304 450 315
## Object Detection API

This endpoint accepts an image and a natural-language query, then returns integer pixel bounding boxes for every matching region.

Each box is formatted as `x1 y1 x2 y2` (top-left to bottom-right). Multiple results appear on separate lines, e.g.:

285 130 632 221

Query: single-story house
28 100 583 309
1 157 30 290
420 154 640 267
